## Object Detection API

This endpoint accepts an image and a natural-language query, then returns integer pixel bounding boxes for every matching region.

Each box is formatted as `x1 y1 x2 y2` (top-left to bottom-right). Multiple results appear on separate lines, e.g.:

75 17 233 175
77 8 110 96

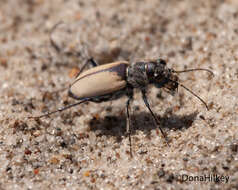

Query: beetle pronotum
30 57 213 156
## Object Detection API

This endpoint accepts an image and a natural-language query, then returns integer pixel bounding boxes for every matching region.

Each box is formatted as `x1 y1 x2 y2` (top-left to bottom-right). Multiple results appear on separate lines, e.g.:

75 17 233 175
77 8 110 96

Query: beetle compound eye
157 59 166 65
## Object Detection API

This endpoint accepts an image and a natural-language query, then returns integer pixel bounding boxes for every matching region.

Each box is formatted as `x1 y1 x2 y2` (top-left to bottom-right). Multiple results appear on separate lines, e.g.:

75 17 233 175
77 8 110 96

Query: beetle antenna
172 68 214 76
168 79 209 110
28 99 89 119
178 83 209 110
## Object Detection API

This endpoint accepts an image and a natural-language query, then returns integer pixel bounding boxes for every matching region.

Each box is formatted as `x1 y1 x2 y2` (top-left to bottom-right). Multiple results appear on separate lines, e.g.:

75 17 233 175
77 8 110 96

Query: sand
0 0 237 189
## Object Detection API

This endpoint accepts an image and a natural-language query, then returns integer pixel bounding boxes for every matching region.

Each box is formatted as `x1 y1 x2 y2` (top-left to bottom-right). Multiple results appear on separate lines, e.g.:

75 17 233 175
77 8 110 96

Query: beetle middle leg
141 89 169 146
126 87 134 157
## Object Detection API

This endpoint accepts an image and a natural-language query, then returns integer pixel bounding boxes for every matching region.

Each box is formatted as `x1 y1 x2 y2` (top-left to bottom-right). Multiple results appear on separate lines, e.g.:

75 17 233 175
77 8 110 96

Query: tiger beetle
29 22 214 156
30 56 214 156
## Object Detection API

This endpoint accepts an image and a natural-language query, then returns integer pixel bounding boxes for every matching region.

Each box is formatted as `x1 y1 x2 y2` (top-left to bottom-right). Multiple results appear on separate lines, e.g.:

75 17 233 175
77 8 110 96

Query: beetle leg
75 58 98 77
88 58 98 67
49 22 95 63
141 89 169 146
50 21 64 53
29 98 90 119
126 88 133 157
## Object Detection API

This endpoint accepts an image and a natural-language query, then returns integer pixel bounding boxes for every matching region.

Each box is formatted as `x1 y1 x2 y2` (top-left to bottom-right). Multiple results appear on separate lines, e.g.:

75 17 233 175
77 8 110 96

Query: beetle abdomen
69 61 129 99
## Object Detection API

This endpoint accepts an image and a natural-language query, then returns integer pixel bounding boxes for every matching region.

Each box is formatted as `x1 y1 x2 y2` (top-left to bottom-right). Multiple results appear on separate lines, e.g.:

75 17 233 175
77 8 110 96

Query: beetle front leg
141 89 169 146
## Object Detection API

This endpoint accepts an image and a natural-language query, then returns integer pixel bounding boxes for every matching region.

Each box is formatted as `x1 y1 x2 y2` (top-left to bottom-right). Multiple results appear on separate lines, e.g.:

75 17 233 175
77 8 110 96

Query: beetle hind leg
49 21 64 53
74 58 98 78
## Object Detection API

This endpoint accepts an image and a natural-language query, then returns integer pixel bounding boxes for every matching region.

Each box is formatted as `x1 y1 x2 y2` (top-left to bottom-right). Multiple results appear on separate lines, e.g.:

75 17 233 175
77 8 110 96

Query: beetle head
146 59 178 95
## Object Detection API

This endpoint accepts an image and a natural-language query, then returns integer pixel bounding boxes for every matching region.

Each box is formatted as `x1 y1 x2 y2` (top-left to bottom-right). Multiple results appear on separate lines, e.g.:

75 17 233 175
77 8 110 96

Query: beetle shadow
89 110 198 143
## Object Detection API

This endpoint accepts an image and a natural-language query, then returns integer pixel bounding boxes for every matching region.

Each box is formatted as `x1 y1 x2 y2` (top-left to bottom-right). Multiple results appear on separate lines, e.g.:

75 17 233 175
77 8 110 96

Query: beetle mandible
30 57 213 156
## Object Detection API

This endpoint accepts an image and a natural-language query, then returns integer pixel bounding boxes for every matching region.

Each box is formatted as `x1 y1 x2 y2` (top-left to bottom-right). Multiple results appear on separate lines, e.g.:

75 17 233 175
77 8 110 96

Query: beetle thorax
126 62 150 88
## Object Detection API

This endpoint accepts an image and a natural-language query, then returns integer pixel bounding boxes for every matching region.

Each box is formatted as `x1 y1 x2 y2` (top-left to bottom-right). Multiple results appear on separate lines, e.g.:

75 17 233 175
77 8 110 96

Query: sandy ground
0 0 238 189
